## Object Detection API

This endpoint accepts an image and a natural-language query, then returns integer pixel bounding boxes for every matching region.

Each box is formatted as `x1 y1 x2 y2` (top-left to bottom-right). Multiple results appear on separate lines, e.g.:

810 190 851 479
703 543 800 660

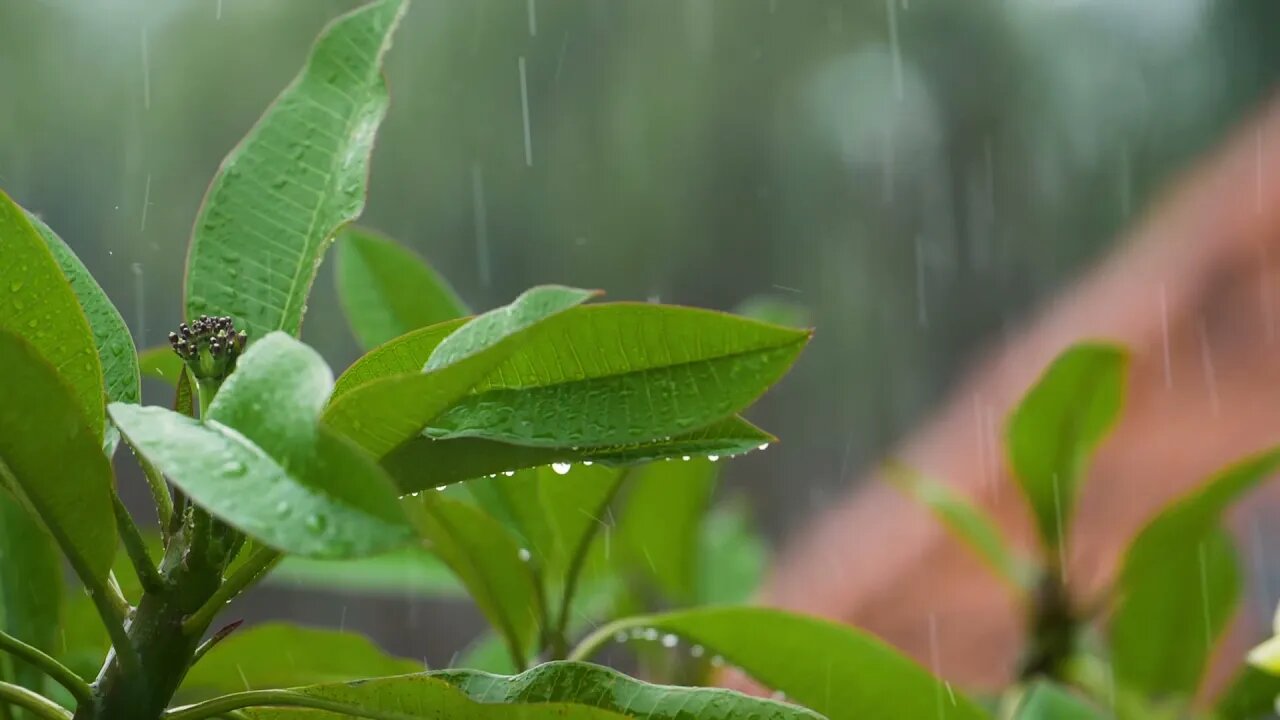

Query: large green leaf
1005 343 1126 551
181 623 421 696
323 286 597 457
110 333 412 559
184 0 407 339
422 304 810 448
1015 682 1107 719
0 330 116 585
381 417 772 494
574 607 986 720
0 190 103 441
269 547 464 598
0 492 62 694
332 318 468 399
1110 450 1280 699
336 226 469 350
28 213 139 417
434 661 824 719
886 462 1032 592
617 459 718 603
409 495 543 668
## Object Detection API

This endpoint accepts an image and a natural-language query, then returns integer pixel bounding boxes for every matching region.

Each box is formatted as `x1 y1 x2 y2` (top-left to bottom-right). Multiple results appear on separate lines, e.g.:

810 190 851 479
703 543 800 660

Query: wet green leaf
331 318 468 399
1111 449 1280 699
0 492 62 694
1006 343 1126 551
617 459 718 603
0 191 103 441
184 0 407 339
0 330 116 585
336 226 469 350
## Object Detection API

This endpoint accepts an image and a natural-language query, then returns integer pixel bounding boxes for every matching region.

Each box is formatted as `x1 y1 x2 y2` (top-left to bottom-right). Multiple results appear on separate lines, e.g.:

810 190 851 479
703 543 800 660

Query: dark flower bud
168 315 247 381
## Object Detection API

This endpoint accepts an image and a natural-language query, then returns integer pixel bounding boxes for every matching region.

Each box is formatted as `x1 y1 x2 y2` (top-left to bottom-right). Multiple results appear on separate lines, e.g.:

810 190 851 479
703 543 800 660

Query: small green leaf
184 0 407 339
269 548 464 598
381 417 772 494
324 286 597 457
410 495 543 669
0 330 116 585
0 492 62 694
885 462 1033 592
181 623 421 696
617 459 718 603
1015 682 1107 719
138 345 184 386
696 500 768 605
336 226 469 350
434 661 825 720
1110 449 1280 699
577 607 986 720
111 334 411 559
1005 343 1126 551
332 317 468 399
0 190 104 441
423 304 810 448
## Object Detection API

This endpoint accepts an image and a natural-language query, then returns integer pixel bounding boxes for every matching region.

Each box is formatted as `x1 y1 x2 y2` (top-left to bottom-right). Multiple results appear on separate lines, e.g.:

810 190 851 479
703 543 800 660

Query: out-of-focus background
3 0 1279 666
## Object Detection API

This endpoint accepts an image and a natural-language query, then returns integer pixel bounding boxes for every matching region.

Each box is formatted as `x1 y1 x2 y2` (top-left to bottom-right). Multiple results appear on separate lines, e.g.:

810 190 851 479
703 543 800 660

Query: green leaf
455 633 518 675
239 674 630 719
0 492 62 694
138 345 184 386
1214 665 1280 720
423 304 811 448
1110 449 1280 699
617 459 718 603
696 500 768 605
409 494 543 669
27 213 140 420
885 462 1033 592
434 661 825 720
576 607 986 720
537 464 626 627
181 622 421 696
336 226 469 351
1005 343 1126 551
323 286 597 457
0 190 104 441
1015 682 1107 719
0 330 116 585
184 0 407 339
381 417 772 494
110 334 412 559
268 547 464 598
332 318 469 399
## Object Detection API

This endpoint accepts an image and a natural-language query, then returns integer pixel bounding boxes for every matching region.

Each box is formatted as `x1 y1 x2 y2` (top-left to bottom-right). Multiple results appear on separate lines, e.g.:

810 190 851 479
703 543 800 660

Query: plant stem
553 473 627 656
84 577 139 680
0 630 92 705
189 620 242 668
162 690 421 720
136 452 174 539
0 681 71 720
112 492 165 594
181 548 280 636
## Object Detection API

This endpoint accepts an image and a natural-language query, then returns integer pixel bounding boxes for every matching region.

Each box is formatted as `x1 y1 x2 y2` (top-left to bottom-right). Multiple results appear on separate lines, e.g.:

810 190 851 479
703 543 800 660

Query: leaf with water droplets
184 0 407 339
577 607 987 720
331 317 469 398
0 330 116 586
336 225 469 351
27 212 139 455
0 191 104 441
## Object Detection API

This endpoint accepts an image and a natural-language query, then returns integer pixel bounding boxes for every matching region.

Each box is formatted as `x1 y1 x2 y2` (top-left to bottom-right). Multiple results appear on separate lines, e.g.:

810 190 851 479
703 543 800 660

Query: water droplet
9 280 22 292
27 319 37 328
517 548 532 562
582 460 593 466
708 455 720 462
710 655 725 667
661 634 678 648
690 644 705 658
551 462 571 475
274 500 290 516
502 470 516 477
642 628 659 641
434 485 447 492
757 443 770 451
771 690 787 701
613 631 628 643
221 460 246 477
681 455 691 462
304 514 328 533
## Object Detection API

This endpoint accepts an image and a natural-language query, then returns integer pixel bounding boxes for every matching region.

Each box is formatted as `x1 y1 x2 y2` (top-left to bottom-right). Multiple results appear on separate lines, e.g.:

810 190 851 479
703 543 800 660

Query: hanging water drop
707 455 720 462
517 548 532 562
661 634 678 648
681 455 691 461
551 462 571 475
757 443 770 451
304 514 328 533
221 460 246 477
690 644 705 658
503 470 516 477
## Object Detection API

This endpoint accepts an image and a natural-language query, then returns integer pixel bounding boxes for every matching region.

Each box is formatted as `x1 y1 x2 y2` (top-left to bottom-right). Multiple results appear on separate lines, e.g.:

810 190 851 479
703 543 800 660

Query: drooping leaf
422 304 811 448
28 212 139 423
110 334 412 559
434 661 825 720
184 0 407 339
409 494 543 669
885 462 1033 592
1014 682 1108 719
138 345 184 386
696 500 768 605
0 190 103 441
0 330 116 585
323 286 597 457
1215 665 1280 720
336 226 469 350
1111 449 1280 699
617 459 718 603
0 492 62 694
1005 343 1126 551
269 547 464 598
181 623 421 697
332 317 468 399
577 607 986 720
381 417 772 494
